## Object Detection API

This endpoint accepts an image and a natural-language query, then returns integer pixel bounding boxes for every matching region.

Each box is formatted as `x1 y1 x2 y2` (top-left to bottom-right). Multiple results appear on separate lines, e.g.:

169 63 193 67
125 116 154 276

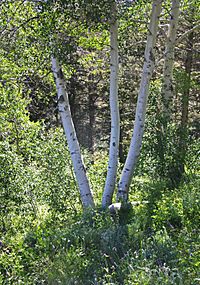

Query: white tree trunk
51 56 94 208
117 0 162 202
162 0 180 122
102 1 120 208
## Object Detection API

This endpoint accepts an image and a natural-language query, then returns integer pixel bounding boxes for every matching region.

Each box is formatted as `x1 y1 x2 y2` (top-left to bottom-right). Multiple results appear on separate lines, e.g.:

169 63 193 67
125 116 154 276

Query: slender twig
176 23 200 44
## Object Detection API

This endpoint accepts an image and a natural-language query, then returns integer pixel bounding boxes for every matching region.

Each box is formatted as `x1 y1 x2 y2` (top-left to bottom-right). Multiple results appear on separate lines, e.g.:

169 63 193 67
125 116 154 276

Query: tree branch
176 23 200 44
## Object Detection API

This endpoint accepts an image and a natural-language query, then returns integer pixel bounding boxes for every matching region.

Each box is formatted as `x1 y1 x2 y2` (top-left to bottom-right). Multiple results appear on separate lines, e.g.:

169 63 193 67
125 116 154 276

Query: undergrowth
0 130 199 284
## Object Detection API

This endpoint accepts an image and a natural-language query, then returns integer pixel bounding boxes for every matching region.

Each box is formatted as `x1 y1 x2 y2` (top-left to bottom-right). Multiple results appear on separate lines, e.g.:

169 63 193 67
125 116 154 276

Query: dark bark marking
149 49 155 62
118 190 127 194
57 68 64 79
58 95 64 103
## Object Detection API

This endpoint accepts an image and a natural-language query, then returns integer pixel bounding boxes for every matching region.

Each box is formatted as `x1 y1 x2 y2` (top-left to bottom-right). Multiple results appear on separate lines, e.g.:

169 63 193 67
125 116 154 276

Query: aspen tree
117 0 162 201
162 0 180 124
51 57 95 208
102 0 120 207
156 0 180 180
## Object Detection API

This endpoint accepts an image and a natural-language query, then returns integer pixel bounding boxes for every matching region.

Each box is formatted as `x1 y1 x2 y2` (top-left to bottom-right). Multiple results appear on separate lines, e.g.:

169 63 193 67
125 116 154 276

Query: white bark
162 0 180 122
108 201 148 214
51 56 94 208
117 0 162 202
102 1 120 207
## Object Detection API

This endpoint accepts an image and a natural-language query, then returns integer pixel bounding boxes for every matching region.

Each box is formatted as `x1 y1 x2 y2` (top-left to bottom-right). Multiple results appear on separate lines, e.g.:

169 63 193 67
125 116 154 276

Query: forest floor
1 169 199 284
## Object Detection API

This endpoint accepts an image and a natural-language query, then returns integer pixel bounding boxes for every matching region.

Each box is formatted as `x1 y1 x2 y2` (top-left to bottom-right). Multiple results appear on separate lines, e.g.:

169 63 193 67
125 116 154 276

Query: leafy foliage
0 0 199 283
0 135 199 284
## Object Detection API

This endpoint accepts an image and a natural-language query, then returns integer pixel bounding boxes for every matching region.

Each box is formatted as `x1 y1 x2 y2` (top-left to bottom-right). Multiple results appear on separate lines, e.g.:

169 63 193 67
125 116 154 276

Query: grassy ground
1 130 199 284
1 171 199 284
